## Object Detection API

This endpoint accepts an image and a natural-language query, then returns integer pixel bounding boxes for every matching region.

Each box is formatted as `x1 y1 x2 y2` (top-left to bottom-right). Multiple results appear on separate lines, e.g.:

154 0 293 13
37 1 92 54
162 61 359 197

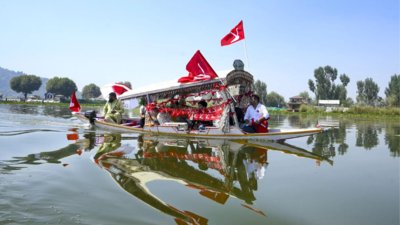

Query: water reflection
385 123 400 157
71 133 331 224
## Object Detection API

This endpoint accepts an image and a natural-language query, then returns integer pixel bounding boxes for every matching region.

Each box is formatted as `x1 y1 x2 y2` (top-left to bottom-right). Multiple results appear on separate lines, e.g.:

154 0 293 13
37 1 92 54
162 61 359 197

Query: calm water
0 104 399 225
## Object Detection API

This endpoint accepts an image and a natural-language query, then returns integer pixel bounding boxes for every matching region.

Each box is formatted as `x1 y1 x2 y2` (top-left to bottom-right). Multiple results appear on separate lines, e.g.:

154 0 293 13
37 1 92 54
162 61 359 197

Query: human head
170 101 179 109
239 85 246 95
139 97 147 106
251 94 260 105
109 92 117 102
198 101 207 109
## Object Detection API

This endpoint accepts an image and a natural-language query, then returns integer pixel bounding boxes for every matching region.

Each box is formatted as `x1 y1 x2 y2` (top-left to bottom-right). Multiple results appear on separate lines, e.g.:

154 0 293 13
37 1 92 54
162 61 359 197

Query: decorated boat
73 55 333 140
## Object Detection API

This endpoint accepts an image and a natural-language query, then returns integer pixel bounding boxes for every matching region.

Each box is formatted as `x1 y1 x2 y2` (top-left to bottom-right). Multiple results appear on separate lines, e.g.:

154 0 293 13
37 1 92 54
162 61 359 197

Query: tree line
253 65 399 108
9 75 132 100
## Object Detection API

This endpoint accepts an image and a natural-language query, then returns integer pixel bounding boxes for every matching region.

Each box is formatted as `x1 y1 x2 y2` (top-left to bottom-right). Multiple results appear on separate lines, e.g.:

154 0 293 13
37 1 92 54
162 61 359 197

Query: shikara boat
73 66 333 140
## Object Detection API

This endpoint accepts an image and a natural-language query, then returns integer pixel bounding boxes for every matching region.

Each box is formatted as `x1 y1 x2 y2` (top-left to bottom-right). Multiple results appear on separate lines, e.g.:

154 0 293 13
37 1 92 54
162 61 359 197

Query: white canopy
119 70 231 100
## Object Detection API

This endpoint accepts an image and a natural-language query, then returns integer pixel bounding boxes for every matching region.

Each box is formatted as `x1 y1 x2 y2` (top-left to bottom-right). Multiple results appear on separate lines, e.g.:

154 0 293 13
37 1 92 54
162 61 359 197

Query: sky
0 0 398 100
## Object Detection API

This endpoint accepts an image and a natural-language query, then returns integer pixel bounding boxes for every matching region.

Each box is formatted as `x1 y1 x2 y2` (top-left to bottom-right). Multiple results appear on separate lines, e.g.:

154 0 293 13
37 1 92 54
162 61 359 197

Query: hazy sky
0 0 398 100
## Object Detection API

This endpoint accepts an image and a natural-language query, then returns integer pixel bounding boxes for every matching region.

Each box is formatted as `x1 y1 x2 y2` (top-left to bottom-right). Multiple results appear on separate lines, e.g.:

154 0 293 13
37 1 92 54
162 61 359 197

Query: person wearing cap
103 92 124 124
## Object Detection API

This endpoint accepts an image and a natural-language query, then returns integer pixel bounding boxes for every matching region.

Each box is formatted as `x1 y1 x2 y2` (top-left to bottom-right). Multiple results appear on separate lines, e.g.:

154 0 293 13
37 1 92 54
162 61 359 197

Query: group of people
104 84 269 134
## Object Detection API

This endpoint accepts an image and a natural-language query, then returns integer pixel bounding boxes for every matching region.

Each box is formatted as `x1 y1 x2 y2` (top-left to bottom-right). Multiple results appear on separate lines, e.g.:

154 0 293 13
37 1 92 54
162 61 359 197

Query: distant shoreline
0 101 104 107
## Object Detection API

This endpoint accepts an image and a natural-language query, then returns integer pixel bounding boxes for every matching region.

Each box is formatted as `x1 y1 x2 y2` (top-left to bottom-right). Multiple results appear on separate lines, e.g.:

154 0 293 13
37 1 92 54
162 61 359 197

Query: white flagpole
243 39 250 73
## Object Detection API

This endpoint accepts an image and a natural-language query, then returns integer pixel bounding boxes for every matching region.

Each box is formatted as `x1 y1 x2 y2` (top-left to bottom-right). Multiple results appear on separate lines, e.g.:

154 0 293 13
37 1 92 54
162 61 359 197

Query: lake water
0 104 399 225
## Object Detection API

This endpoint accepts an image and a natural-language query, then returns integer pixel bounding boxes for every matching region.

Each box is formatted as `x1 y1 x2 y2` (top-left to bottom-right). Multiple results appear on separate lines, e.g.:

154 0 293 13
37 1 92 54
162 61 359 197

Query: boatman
103 92 124 124
242 94 269 133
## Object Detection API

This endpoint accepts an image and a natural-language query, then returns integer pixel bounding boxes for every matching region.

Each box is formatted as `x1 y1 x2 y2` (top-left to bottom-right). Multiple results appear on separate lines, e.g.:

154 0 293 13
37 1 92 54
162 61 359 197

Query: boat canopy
119 69 254 102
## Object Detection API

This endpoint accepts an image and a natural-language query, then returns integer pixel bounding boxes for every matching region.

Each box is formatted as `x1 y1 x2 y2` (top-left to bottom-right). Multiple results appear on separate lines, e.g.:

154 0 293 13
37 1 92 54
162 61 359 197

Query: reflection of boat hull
73 112 332 141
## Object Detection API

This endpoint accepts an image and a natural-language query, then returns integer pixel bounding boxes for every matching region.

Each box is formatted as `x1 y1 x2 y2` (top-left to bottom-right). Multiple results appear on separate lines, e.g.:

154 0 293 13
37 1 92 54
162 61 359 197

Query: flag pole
243 39 250 73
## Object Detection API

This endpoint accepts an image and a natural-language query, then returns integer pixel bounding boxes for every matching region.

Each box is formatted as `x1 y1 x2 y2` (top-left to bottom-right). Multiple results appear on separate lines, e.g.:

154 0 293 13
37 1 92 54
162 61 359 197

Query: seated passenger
149 108 173 125
103 92 124 124
193 100 213 129
242 95 269 133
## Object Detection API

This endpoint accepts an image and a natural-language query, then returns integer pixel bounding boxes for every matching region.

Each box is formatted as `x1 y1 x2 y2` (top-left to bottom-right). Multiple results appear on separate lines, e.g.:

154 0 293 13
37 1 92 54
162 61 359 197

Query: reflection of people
103 92 124 124
139 98 147 128
94 134 122 159
242 95 269 133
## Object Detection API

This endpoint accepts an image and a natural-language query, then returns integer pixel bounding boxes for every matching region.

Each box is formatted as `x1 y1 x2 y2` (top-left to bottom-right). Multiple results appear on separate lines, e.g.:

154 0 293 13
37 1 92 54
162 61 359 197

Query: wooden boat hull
73 112 332 141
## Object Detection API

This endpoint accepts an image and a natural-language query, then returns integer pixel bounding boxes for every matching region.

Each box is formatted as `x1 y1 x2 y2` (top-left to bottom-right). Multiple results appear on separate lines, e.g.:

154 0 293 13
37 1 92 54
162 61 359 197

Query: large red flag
221 20 245 46
69 91 81 112
178 50 218 83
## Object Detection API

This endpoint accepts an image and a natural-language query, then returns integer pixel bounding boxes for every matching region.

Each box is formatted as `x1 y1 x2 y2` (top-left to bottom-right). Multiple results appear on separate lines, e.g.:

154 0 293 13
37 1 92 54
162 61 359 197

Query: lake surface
0 104 399 225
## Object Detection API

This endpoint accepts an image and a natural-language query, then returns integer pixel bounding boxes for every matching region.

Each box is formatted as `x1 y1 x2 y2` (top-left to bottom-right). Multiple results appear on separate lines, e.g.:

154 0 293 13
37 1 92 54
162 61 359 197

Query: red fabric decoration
69 91 81 112
213 83 227 91
76 150 82 156
112 85 129 95
221 20 245 46
178 50 218 83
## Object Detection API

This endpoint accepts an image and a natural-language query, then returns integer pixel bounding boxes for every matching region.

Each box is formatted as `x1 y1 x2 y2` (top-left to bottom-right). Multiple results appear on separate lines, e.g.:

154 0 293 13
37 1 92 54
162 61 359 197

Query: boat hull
73 112 332 140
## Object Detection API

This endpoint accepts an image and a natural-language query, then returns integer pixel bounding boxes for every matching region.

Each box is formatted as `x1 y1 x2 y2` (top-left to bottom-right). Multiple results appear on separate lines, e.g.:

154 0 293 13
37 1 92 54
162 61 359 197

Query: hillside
0 67 81 98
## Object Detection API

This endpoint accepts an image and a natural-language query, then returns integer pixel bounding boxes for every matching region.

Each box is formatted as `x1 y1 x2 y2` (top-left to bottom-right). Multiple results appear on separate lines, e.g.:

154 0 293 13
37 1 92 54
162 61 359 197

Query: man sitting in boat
193 100 213 129
242 95 269 133
149 107 173 125
103 92 124 124
237 84 251 113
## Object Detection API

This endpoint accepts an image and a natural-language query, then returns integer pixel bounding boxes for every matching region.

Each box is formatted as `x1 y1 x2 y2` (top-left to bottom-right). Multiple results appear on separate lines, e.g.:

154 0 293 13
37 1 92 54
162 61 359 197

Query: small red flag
62 164 68 167
221 20 245 46
69 91 81 112
178 50 218 83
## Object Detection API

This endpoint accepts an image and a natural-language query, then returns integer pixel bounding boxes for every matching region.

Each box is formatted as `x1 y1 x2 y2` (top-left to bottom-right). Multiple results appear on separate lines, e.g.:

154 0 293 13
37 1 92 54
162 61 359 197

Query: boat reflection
86 133 333 224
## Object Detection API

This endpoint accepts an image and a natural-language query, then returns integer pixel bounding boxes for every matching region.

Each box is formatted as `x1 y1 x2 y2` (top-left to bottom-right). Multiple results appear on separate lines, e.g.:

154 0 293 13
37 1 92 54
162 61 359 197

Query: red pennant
62 164 68 167
199 114 205 121
69 91 81 112
178 50 218 83
194 114 199 120
77 150 82 156
221 20 245 46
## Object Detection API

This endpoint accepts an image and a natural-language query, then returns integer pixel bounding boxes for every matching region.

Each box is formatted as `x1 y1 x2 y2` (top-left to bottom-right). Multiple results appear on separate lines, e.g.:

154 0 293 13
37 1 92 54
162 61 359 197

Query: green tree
9 75 42 99
266 91 286 107
82 83 101 99
46 77 77 98
119 81 132 89
299 91 312 105
254 79 267 105
308 66 350 103
356 78 380 106
384 74 400 107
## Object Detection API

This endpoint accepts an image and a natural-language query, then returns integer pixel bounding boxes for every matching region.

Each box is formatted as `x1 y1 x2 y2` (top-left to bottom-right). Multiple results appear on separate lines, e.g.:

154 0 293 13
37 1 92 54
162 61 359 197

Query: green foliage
356 78 380 106
82 83 101 99
346 106 400 116
384 74 400 107
309 66 350 103
266 91 285 107
342 97 355 107
299 91 312 105
46 77 78 98
254 80 267 105
9 75 42 99
119 81 132 89
299 105 326 113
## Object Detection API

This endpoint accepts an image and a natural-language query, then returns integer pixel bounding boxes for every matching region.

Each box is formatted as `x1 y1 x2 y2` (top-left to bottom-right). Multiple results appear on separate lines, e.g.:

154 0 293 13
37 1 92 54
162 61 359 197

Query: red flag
221 20 245 46
69 91 81 112
178 50 218 83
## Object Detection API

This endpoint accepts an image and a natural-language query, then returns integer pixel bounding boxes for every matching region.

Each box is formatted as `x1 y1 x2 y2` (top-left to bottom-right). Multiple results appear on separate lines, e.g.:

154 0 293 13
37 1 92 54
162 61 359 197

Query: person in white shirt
242 94 269 133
